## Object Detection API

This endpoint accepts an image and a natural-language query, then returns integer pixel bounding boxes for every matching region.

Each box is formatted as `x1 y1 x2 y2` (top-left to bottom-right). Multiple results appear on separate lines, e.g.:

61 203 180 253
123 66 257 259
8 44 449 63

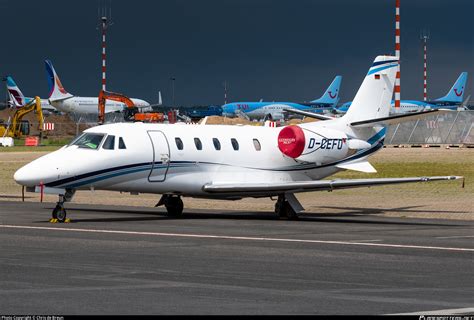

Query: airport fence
386 111 474 146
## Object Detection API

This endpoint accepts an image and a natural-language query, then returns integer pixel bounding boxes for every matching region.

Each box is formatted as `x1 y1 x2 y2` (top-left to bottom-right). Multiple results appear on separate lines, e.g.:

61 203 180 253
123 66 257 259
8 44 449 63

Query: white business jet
15 55 461 222
45 60 151 114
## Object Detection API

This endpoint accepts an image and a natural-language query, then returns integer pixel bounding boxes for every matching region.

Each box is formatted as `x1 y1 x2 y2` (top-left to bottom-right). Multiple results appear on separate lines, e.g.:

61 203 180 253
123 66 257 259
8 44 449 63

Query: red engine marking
278 126 306 158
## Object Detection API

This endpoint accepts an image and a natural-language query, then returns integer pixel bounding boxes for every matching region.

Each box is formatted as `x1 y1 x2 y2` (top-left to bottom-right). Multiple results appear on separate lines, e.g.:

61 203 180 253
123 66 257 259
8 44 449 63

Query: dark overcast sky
1 0 472 106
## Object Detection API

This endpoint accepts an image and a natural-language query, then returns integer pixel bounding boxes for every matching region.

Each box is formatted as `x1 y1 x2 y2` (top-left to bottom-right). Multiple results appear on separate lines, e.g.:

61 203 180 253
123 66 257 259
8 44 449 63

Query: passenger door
147 131 170 182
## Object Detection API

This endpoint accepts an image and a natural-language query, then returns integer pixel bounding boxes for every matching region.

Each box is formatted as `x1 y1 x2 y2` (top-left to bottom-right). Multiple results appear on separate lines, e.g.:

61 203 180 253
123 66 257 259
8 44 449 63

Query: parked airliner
336 72 469 114
45 60 151 115
14 56 461 222
6 76 57 113
222 76 342 120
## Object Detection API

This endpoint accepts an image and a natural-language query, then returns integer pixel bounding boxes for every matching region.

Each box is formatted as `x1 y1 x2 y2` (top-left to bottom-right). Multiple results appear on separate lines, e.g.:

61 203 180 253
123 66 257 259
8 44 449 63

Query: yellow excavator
0 96 44 138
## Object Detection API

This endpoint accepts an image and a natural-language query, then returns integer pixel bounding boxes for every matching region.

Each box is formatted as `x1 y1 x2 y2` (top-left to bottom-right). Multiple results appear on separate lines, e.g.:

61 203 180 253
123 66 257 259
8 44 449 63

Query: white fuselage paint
50 96 150 115
13 120 382 199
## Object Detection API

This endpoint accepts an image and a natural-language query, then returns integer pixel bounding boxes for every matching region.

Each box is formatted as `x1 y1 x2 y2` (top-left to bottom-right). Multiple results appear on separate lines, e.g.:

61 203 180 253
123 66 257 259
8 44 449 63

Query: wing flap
203 176 462 195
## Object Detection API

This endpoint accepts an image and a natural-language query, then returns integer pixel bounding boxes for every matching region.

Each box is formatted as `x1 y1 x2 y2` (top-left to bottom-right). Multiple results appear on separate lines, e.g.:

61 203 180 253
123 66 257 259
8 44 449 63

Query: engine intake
278 125 352 164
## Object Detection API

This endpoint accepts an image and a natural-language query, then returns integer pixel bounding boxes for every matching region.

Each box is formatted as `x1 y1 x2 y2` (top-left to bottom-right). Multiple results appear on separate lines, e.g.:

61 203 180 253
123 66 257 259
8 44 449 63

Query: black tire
165 197 184 217
52 204 67 222
275 200 287 218
275 200 299 220
285 204 299 220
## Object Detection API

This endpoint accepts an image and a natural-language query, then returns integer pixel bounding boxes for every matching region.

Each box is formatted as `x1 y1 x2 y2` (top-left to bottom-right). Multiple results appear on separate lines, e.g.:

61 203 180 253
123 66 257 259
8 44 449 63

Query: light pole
170 77 176 108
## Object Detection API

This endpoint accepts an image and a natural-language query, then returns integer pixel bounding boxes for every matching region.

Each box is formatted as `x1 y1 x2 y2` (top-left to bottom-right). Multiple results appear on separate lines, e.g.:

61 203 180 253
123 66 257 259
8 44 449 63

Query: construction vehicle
0 96 44 138
98 90 165 124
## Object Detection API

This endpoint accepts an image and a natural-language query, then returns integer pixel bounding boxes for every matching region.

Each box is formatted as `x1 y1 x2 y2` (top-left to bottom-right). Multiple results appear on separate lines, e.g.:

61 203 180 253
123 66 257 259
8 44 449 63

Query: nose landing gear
50 189 75 223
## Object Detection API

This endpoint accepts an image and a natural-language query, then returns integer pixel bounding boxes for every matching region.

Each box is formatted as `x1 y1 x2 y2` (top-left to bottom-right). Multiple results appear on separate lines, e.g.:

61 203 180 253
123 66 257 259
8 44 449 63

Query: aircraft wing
203 176 462 195
350 109 451 127
283 108 334 121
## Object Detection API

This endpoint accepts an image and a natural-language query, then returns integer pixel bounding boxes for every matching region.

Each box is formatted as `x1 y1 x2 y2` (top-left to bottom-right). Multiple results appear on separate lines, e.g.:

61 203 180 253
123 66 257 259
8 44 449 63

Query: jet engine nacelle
277 125 350 164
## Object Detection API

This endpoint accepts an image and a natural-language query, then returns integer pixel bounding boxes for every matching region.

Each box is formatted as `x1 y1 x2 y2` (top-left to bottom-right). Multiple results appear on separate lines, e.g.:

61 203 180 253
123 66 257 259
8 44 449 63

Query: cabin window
175 137 184 150
231 138 239 151
71 133 105 150
213 138 221 150
253 139 261 151
194 138 203 150
102 135 115 150
119 137 127 149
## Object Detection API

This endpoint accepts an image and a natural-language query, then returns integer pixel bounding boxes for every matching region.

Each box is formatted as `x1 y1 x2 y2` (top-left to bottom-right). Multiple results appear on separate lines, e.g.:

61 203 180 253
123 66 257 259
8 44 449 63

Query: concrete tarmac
0 200 473 315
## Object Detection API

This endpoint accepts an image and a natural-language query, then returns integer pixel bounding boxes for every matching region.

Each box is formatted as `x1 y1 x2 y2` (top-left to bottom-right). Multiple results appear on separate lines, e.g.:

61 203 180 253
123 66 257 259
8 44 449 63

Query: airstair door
147 131 170 182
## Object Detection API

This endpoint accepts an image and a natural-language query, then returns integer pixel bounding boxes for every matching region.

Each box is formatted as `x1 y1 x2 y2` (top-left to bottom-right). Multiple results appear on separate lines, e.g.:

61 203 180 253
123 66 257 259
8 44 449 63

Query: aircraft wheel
275 197 299 220
52 204 67 223
275 199 287 218
285 204 299 220
165 196 184 217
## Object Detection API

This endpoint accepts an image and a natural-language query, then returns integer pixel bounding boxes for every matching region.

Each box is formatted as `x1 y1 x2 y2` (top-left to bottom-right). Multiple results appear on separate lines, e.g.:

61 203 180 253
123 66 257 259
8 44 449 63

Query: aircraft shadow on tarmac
35 205 464 227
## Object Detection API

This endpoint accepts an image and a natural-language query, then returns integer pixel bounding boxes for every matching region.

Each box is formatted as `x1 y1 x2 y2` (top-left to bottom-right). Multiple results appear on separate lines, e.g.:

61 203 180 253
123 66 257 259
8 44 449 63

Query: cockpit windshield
69 133 105 150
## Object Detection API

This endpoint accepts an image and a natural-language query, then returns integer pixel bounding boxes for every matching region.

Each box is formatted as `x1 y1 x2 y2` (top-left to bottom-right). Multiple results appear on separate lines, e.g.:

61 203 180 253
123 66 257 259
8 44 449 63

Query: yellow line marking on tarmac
1 224 474 252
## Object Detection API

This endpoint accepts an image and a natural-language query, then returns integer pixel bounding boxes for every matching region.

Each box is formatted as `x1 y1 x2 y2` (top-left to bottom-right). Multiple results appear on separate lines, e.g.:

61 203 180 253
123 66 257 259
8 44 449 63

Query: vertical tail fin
45 59 73 101
6 76 26 107
435 72 468 103
311 75 342 105
342 56 398 123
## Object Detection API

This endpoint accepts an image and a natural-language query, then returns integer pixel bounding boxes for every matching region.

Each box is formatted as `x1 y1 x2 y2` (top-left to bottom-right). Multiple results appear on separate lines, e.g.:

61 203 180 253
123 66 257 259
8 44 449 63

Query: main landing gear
156 195 184 217
274 194 304 220
51 189 75 223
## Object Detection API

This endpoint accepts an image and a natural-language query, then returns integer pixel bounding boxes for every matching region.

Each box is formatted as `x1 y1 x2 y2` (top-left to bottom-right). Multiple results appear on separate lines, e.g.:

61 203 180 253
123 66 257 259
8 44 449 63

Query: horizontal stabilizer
203 176 462 195
336 161 377 173
283 108 334 121
350 109 451 127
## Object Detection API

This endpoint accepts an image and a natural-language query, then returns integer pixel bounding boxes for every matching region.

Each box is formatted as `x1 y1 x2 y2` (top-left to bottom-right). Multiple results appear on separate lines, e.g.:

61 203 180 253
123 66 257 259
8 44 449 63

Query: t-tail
310 75 342 105
45 59 74 102
339 56 452 142
435 72 468 103
342 56 398 124
6 76 26 107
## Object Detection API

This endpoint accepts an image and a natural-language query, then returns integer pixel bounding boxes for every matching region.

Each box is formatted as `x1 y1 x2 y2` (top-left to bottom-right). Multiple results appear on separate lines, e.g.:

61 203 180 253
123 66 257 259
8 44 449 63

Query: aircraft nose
221 104 234 116
14 164 38 187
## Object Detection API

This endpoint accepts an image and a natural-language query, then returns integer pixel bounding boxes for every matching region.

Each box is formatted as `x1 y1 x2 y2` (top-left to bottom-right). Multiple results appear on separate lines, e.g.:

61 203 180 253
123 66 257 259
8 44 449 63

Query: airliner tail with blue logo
432 72 468 105
310 75 342 105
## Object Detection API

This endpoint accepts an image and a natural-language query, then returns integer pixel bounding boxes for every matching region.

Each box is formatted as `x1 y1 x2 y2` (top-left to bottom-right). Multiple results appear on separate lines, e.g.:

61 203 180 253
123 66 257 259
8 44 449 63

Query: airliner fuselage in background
14 56 461 222
45 59 150 115
336 72 469 114
222 76 342 120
